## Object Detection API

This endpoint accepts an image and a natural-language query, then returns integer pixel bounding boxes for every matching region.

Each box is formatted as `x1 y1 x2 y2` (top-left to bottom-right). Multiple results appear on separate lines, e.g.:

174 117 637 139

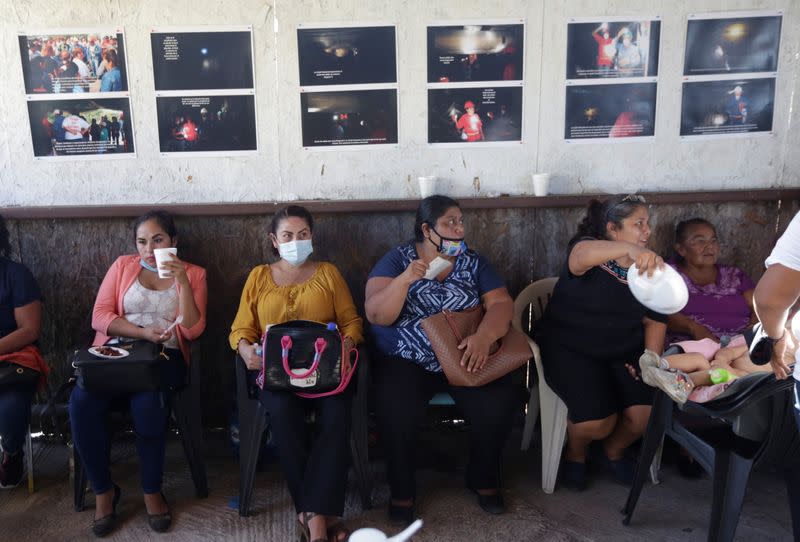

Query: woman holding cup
69 210 207 537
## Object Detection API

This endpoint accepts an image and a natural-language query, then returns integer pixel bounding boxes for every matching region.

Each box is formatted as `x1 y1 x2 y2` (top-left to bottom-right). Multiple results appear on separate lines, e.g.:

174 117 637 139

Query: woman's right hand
399 259 428 286
139 326 172 343
628 246 664 277
238 340 262 370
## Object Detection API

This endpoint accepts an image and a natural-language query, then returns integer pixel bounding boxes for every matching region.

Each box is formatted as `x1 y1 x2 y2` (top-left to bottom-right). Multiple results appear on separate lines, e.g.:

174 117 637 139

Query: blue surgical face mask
278 239 313 266
429 227 467 257
140 259 159 273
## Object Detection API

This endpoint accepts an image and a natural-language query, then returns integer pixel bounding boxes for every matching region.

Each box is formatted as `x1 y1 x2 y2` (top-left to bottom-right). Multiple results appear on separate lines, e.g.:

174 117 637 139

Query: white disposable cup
153 247 178 279
532 173 550 197
418 176 438 199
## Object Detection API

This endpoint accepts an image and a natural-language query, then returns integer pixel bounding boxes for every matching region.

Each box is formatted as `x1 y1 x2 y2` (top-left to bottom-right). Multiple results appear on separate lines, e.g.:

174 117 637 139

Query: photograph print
300 89 398 147
566 19 660 79
19 30 128 94
684 14 782 76
151 30 254 91
427 24 524 83
297 25 397 86
156 94 257 153
680 78 775 136
564 82 657 140
428 86 522 143
27 96 134 157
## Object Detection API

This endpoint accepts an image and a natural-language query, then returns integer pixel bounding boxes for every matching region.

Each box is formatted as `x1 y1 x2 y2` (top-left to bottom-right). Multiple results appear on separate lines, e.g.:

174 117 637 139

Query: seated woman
69 210 207 537
535 194 667 491
229 205 363 542
0 214 47 488
667 218 756 344
365 195 517 524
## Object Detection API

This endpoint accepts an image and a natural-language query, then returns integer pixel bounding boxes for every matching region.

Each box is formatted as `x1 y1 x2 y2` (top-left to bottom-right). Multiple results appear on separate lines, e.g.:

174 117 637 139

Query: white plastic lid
627 263 689 315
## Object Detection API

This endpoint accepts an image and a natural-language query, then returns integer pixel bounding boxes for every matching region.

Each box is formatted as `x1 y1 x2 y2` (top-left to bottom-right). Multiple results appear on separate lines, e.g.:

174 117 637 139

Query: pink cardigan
91 255 207 364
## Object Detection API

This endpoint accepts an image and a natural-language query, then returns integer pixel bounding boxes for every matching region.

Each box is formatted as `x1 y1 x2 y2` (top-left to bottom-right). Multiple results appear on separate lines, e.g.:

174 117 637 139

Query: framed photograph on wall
300 88 398 148
428 85 522 144
564 82 657 141
680 77 775 137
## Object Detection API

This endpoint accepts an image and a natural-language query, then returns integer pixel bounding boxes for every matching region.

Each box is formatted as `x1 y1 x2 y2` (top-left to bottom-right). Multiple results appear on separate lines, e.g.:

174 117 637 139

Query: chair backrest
512 277 558 334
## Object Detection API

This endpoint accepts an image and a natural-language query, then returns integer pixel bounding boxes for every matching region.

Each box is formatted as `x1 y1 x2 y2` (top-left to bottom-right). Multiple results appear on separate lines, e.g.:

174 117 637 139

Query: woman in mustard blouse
229 205 363 542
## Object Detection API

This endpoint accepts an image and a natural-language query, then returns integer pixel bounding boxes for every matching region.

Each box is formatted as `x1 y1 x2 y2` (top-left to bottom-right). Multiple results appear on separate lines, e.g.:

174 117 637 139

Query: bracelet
767 330 786 343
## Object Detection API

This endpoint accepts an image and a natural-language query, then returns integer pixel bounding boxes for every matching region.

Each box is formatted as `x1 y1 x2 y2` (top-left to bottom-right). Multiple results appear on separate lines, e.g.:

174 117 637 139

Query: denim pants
0 384 36 454
68 356 184 495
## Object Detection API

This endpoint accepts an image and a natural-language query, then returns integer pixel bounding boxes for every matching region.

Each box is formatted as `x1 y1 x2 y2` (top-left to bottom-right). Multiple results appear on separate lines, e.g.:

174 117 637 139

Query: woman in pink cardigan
69 210 207 537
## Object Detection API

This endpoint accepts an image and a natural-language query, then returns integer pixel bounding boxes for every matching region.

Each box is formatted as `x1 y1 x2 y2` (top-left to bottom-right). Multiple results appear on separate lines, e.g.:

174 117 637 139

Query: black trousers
375 354 516 501
259 388 352 516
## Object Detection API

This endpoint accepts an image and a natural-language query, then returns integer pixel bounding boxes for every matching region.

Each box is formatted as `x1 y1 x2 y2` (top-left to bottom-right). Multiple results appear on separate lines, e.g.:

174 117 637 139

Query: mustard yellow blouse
229 262 364 349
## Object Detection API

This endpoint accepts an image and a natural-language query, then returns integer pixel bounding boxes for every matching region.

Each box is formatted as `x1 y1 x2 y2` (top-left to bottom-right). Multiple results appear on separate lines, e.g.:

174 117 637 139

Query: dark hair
270 205 314 256
132 210 177 240
414 195 461 242
673 217 716 263
0 215 10 258
570 194 647 245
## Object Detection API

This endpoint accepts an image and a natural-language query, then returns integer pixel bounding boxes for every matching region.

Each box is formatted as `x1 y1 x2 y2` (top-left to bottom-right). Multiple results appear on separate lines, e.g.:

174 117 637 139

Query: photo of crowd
300 89 398 147
151 30 254 91
19 32 127 94
428 86 522 143
684 15 782 76
27 97 134 157
427 24 524 83
564 82 656 140
566 19 660 79
156 94 257 153
297 26 397 86
680 78 774 136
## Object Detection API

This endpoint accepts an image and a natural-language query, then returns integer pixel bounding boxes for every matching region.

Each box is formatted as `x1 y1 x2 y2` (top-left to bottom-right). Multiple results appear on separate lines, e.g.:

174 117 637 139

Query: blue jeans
0 385 35 454
68 358 185 495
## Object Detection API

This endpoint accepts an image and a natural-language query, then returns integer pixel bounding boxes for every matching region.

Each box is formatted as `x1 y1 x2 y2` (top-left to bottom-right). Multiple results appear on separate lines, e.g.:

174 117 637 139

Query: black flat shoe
147 492 172 533
92 484 121 538
561 460 588 491
468 487 506 515
388 502 415 526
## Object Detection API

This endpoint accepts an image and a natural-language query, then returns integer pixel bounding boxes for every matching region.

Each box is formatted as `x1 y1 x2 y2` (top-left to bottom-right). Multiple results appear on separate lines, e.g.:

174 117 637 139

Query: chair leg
520 386 540 452
73 444 88 512
350 360 372 510
649 436 664 485
26 425 34 493
539 383 567 494
708 449 753 542
622 391 671 524
172 390 209 498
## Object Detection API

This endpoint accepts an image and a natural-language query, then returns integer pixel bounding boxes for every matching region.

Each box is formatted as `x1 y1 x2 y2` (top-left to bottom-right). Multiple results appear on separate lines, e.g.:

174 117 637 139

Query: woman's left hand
458 332 493 372
160 254 190 286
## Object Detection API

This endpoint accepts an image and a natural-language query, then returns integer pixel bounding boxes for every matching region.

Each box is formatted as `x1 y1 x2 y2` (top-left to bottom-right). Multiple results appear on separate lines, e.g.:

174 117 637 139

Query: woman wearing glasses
534 194 667 491
667 218 756 344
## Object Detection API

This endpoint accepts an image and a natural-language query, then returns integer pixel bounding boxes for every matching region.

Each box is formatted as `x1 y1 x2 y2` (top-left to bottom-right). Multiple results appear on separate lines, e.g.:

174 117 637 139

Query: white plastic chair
512 277 565 494
512 278 661 493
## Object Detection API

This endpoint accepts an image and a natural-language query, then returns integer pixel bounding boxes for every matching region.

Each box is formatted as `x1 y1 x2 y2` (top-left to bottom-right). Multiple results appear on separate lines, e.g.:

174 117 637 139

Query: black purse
0 362 40 390
257 320 358 398
72 340 174 393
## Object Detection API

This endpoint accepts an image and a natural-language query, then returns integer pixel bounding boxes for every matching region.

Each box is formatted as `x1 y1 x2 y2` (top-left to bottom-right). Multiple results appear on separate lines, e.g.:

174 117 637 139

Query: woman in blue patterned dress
365 195 517 525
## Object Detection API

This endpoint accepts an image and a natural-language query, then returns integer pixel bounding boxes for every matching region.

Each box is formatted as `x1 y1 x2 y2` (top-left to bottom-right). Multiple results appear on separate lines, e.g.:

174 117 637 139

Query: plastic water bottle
709 368 734 385
327 322 338 331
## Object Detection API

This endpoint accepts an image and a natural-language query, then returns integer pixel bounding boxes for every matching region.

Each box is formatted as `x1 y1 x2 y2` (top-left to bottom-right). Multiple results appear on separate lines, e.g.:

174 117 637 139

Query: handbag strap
297 345 359 399
281 335 328 379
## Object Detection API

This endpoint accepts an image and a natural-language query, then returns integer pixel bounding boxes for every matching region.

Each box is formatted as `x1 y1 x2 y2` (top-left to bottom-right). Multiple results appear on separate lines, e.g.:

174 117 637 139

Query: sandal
297 512 328 542
327 521 351 542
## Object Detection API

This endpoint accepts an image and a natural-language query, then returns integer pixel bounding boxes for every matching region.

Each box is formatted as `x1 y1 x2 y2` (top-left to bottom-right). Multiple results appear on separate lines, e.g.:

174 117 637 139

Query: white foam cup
532 173 550 197
418 176 438 199
153 247 178 279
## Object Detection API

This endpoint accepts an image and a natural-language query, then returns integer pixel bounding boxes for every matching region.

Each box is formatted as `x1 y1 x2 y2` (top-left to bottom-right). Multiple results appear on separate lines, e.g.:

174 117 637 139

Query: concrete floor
0 428 793 542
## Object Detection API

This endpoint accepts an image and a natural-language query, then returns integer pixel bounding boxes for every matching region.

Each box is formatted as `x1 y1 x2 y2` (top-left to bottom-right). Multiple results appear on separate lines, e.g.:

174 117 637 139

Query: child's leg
663 352 711 374
673 338 721 360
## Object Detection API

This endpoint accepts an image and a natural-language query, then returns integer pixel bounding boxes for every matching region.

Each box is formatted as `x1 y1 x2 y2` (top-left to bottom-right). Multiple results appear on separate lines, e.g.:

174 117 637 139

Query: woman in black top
535 194 667 490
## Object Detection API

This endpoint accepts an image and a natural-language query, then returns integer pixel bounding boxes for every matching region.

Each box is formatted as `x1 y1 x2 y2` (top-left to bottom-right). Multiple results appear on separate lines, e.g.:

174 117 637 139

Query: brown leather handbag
421 306 532 387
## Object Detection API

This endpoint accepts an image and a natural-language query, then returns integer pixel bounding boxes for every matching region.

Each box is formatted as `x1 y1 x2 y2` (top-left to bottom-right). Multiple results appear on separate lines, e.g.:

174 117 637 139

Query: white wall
0 0 798 207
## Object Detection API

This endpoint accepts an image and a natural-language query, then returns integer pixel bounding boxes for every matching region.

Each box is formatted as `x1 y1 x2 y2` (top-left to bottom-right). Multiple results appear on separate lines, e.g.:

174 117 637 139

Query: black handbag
257 320 358 398
72 340 174 393
0 361 40 390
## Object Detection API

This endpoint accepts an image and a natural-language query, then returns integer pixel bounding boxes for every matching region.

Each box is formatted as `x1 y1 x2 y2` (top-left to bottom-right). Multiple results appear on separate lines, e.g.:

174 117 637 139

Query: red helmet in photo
464 100 475 109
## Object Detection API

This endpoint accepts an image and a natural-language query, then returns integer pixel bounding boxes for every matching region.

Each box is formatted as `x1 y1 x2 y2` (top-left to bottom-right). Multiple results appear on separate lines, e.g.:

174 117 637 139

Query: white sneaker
640 351 694 404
